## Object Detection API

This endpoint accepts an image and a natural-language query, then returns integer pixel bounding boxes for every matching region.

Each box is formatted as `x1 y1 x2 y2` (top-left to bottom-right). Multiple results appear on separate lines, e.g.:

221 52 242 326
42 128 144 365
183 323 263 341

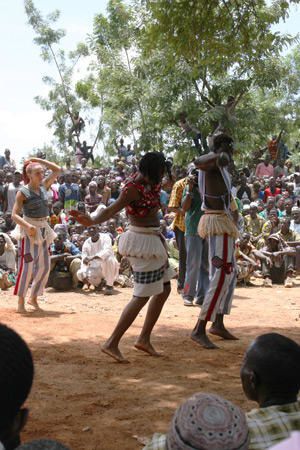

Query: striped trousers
14 236 51 299
199 233 236 322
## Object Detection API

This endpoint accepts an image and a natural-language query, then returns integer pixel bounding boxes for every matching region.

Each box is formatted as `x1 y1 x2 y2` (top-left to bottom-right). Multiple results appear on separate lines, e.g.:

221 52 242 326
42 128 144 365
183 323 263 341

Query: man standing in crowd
181 167 209 306
168 176 187 293
3 170 22 214
255 155 274 178
59 171 80 212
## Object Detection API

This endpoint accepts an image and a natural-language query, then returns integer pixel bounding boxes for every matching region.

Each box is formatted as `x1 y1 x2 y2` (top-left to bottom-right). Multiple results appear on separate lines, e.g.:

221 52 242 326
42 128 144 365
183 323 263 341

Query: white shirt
81 233 114 265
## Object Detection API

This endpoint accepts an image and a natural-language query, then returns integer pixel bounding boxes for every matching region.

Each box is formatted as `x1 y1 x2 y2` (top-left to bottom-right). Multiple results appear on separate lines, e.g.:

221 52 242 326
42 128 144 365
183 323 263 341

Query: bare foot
209 327 239 340
16 306 27 314
27 300 43 311
134 341 162 357
191 332 218 349
101 344 129 364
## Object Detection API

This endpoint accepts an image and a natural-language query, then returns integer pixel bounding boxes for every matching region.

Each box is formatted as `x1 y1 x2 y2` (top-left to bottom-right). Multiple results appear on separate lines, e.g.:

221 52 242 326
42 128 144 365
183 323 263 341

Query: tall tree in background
25 0 300 164
24 0 100 158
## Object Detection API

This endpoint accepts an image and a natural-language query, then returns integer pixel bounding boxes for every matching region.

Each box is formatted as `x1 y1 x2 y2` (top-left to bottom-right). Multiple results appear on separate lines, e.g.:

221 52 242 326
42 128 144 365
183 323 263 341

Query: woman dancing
71 152 174 363
12 157 61 313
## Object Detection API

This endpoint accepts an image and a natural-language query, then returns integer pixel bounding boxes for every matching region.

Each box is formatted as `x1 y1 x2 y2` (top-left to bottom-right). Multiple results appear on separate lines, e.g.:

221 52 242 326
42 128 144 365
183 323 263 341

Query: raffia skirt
198 211 239 239
118 226 175 297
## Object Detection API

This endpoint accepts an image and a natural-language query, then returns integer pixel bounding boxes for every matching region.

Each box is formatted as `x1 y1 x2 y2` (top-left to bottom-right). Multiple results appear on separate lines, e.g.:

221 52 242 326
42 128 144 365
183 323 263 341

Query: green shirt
182 186 203 236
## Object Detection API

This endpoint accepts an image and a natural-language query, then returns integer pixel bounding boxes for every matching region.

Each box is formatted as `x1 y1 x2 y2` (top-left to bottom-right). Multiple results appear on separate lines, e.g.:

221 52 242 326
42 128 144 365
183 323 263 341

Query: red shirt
264 187 281 202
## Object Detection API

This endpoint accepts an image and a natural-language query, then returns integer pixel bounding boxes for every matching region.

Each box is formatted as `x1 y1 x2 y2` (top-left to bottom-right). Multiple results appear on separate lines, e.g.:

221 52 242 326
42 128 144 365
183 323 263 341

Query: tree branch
193 79 215 107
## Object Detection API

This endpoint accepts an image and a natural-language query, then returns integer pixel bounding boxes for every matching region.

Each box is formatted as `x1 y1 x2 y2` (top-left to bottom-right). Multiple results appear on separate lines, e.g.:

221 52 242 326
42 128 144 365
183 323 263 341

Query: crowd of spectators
0 137 300 294
0 137 299 448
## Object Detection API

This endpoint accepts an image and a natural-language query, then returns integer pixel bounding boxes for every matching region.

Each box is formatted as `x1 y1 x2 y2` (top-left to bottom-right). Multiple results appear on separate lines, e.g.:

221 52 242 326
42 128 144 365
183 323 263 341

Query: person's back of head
0 324 34 450
166 392 249 450
16 439 70 450
241 333 300 407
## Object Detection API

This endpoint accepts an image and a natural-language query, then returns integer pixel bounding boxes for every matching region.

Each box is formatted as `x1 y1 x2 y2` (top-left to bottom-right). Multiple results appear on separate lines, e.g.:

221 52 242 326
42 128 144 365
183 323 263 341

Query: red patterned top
122 174 161 217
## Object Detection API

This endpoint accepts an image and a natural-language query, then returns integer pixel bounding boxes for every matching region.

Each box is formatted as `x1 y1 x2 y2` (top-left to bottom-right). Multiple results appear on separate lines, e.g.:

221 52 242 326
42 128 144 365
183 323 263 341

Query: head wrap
166 393 249 450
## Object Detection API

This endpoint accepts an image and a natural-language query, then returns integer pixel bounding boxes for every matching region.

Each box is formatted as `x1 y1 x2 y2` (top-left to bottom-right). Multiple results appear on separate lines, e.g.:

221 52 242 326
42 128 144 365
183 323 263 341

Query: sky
0 0 299 165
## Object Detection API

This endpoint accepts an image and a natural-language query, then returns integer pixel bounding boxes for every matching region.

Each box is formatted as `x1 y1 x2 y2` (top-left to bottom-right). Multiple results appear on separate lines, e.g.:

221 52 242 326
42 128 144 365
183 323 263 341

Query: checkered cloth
247 400 300 450
143 433 167 450
133 265 165 284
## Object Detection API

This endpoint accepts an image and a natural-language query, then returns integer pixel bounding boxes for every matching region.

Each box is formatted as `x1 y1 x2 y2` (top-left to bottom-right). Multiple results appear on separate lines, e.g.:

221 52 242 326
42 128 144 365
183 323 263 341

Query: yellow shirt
168 178 187 232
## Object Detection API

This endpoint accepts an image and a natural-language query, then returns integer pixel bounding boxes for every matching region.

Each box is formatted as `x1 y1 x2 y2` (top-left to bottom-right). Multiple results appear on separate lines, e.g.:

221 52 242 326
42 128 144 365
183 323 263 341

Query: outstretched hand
69 210 94 227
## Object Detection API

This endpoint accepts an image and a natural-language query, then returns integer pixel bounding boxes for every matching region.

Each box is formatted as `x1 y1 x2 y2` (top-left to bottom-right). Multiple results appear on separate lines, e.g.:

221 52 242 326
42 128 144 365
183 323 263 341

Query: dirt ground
0 280 299 450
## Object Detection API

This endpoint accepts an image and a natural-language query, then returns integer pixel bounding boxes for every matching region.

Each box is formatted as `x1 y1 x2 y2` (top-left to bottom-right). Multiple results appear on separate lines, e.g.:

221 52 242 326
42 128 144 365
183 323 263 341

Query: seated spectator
0 233 16 290
49 202 65 227
284 198 293 219
290 207 300 233
276 197 286 218
0 323 34 450
278 217 300 243
251 181 264 201
77 225 119 294
241 333 300 450
244 203 265 245
107 218 119 243
143 393 249 450
259 198 275 220
48 233 81 290
255 155 274 179
264 177 281 202
285 183 296 202
17 439 70 449
0 213 15 233
261 209 281 244
236 233 258 285
110 181 120 201
274 160 288 179
96 176 111 206
237 175 252 201
84 181 102 214
259 234 295 287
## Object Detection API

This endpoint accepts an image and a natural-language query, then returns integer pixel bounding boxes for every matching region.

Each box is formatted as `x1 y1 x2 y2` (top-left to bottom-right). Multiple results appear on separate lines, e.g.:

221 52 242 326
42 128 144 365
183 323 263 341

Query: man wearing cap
3 170 23 214
143 393 249 450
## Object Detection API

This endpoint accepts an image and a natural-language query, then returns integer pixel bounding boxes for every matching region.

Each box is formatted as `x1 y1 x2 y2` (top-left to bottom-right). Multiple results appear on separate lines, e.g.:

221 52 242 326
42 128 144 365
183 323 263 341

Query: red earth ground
0 279 299 450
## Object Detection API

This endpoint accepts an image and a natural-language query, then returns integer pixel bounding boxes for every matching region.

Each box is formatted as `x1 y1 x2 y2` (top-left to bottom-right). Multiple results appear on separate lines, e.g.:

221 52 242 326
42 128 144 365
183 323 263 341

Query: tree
24 0 99 159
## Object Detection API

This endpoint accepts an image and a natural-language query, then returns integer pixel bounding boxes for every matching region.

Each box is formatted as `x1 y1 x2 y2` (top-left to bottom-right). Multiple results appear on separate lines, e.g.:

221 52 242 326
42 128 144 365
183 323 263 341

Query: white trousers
199 233 236 322
77 256 119 287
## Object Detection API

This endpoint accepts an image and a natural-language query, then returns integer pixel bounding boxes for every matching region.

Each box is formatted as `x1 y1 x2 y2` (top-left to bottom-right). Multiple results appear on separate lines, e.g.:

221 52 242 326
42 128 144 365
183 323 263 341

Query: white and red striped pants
14 236 51 299
199 233 236 322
